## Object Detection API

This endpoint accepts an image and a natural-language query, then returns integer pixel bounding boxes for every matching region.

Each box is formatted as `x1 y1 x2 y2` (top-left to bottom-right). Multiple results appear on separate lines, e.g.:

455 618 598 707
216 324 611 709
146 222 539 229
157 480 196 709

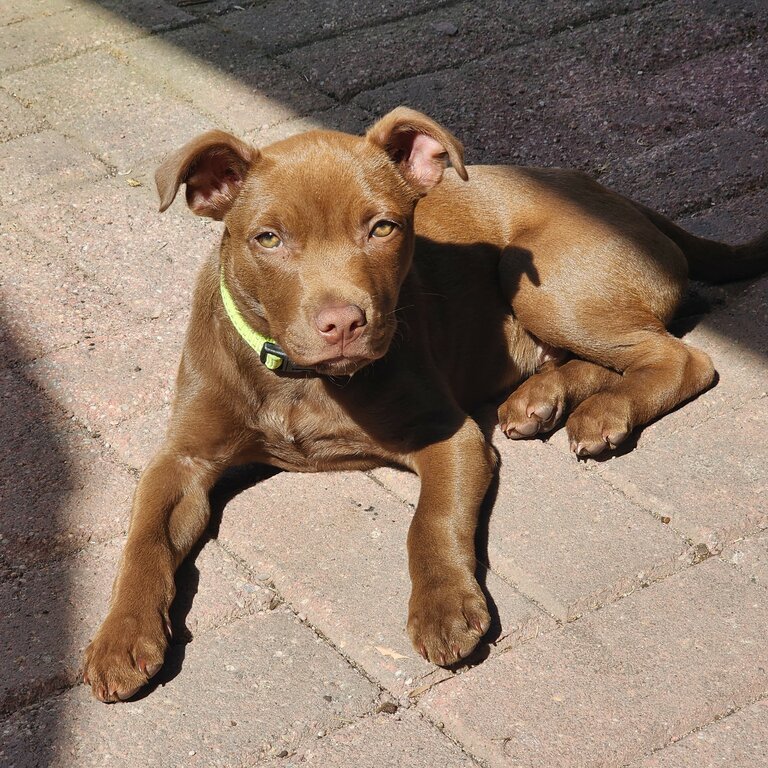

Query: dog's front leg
82 449 221 702
406 416 494 666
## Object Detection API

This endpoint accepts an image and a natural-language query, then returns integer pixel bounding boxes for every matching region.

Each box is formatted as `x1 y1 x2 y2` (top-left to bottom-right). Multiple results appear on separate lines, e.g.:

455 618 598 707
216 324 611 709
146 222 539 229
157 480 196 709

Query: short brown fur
83 107 767 701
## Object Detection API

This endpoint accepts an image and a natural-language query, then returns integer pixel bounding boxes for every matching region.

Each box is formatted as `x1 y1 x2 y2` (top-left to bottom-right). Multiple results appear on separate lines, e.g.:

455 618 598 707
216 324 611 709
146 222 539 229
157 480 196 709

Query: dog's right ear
155 130 257 220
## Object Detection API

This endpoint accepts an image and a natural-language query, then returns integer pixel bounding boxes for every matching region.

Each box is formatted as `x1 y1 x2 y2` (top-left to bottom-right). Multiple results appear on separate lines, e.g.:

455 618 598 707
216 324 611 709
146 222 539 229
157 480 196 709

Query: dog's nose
315 304 367 345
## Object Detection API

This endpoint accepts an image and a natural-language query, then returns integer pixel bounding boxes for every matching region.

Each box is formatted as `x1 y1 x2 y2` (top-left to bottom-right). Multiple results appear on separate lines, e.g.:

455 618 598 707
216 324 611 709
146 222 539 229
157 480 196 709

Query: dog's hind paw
566 394 632 457
498 380 564 439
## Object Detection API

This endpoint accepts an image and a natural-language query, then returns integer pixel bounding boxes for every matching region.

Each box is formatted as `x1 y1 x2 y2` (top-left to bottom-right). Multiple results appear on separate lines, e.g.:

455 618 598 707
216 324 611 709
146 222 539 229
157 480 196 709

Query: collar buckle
260 341 313 374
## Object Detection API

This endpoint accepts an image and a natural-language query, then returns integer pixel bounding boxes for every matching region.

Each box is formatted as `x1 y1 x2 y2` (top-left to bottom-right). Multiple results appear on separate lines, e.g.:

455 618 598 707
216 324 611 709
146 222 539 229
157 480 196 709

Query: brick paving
0 1 765 766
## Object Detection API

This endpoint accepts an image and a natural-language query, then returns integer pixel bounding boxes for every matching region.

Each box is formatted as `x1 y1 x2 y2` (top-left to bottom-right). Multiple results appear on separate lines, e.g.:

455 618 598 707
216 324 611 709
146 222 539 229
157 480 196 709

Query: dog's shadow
129 463 279 700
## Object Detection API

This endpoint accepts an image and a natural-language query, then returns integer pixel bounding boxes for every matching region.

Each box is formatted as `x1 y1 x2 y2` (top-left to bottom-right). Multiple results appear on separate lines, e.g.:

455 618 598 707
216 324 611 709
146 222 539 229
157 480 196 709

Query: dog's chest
250 387 380 472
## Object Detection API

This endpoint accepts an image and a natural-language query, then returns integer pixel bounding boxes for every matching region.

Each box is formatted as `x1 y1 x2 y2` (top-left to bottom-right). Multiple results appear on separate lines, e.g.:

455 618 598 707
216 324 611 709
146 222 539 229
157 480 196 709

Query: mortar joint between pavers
212 537 391 700
363 469 417 510
0 12 204 79
635 686 768 766
416 705 491 768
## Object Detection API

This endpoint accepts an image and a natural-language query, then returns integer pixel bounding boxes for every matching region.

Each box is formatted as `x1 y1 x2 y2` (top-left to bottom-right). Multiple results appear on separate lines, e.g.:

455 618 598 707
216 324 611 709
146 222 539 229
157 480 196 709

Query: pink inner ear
406 133 448 189
185 151 244 218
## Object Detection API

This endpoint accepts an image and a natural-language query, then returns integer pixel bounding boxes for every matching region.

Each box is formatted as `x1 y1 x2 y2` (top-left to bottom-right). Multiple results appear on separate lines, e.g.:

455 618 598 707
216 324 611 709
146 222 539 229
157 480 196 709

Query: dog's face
156 108 467 375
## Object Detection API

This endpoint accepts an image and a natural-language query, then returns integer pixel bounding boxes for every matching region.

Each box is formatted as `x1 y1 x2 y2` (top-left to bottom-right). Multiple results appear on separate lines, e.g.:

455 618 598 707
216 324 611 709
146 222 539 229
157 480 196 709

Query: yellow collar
219 270 311 373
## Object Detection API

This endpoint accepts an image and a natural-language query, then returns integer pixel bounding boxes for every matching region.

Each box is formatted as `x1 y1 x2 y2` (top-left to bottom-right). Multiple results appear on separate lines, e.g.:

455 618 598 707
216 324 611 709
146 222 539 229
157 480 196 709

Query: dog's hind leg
498 359 621 439
563 328 715 456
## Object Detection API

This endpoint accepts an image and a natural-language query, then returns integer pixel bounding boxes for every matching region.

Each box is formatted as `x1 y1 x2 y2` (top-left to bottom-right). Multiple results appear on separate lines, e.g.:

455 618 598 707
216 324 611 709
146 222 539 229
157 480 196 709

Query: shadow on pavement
0 304 70 766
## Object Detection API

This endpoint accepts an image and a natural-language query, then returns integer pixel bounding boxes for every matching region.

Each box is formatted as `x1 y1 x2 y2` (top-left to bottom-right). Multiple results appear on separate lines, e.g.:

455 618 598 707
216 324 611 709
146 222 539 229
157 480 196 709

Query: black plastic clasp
260 341 313 374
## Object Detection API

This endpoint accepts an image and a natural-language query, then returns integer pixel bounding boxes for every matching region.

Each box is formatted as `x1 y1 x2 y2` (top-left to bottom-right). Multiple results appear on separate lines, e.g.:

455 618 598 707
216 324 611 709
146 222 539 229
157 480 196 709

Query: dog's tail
634 203 768 284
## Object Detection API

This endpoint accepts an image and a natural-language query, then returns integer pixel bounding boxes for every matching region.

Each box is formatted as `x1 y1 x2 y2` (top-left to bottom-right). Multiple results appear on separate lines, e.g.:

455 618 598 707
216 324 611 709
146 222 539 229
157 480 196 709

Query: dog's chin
312 356 373 376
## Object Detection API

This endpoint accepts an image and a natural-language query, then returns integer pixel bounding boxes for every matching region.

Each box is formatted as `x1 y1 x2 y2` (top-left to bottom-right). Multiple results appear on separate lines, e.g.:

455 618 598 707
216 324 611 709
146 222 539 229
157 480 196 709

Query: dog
82 107 767 702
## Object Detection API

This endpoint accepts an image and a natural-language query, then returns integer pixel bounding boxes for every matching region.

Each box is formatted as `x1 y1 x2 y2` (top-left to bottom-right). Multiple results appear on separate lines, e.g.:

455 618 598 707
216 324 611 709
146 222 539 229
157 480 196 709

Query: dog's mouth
309 355 374 376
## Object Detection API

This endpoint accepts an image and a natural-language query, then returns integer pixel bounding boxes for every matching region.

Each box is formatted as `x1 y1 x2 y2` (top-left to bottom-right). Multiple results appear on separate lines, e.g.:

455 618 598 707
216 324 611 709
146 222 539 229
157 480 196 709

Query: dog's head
156 107 467 375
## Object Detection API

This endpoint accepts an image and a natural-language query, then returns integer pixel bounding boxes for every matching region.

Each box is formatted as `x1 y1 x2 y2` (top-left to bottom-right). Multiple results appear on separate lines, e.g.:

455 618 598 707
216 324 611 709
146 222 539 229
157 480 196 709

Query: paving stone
572 0 767 80
0 130 107 206
0 218 133 363
368 466 420 508
601 127 767 216
22 319 184 438
679 187 768 249
3 51 215 170
243 104 372 147
118 24 332 136
264 710 480 767
479 0 652 40
634 698 768 767
0 0 72 28
212 0 455 55
105 404 171 471
0 2 192 74
8 174 218 322
740 104 768 137
279 4 514 100
353 4 754 170
594 395 767 552
69 0 195 33
484 434 690 621
681 274 768 403
723 535 768 587
423 559 768 768
1 538 271 715
0 611 378 767
217 470 551 694
0 89 44 142
0 368 134 574
645 41 768 132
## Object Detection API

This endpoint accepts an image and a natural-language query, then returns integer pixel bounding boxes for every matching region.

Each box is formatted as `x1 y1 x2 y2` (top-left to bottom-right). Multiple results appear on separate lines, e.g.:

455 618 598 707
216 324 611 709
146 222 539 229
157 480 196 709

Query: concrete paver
0 0 73 28
22 319 184 437
118 24 333 136
635 698 768 767
488 435 692 621
423 559 768 767
0 610 379 768
723 535 768 587
0 219 133 364
0 90 43 143
8 174 219 322
0 2 192 74
264 709 481 767
3 51 215 170
213 0 456 55
594 396 767 552
602 126 767 216
279 3 514 100
242 103 372 147
0 538 272 716
217 470 552 695
104 404 171 471
0 130 107 207
0 368 134 574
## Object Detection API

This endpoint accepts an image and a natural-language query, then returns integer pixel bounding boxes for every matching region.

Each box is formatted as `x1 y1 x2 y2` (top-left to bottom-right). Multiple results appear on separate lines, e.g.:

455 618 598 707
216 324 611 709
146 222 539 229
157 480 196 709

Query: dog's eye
370 220 397 238
254 232 282 249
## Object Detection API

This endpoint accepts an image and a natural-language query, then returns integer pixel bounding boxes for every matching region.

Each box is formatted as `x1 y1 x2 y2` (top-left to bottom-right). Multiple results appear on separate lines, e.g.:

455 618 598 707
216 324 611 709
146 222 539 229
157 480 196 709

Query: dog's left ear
366 106 468 195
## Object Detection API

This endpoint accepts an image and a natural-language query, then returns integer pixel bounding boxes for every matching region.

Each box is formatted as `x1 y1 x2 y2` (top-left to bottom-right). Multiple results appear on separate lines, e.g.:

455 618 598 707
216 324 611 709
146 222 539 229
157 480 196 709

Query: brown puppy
83 107 767 702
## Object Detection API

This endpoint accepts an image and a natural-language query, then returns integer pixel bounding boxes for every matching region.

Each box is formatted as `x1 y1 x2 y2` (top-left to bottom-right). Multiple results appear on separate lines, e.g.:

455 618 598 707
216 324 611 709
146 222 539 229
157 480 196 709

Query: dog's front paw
82 611 169 703
566 394 632 456
407 578 490 666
